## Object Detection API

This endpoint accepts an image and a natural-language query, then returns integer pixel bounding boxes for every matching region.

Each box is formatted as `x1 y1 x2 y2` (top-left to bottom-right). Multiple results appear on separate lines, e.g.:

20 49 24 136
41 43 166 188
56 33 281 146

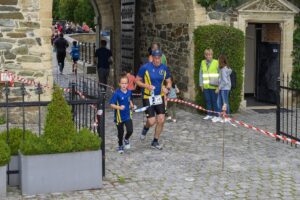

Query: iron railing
79 42 96 64
276 76 300 146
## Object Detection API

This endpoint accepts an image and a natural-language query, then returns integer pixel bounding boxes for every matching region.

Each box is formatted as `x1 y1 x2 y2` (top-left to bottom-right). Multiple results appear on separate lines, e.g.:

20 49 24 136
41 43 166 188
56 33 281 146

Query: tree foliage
194 25 244 113
74 0 95 27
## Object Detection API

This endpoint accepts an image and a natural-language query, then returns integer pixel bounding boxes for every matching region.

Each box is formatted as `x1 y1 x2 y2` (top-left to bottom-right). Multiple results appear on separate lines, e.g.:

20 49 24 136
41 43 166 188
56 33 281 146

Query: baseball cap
151 49 162 57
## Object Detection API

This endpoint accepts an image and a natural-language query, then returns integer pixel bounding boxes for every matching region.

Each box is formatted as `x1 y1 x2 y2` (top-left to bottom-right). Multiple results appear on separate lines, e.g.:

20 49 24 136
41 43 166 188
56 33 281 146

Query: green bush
0 116 5 125
20 84 101 155
43 84 76 153
0 128 37 155
0 140 10 166
73 128 101 152
290 14 300 89
194 25 244 113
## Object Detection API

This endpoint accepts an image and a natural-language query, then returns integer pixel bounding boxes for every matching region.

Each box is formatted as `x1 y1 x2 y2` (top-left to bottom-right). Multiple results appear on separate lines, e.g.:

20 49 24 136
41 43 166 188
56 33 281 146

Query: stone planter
7 155 19 186
20 150 102 195
0 165 7 198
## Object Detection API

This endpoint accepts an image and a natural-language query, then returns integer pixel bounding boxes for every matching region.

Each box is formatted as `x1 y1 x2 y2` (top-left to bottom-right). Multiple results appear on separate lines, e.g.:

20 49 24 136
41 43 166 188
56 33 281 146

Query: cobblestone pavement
5 56 300 199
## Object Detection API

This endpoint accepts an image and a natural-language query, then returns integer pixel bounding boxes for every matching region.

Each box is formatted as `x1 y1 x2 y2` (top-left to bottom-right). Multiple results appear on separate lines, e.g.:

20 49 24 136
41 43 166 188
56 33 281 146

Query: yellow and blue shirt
109 89 132 124
137 62 170 99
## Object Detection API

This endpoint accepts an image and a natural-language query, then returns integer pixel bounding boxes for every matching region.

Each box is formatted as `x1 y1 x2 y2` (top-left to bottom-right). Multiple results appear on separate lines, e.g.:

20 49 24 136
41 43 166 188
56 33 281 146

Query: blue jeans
217 90 230 114
203 89 219 116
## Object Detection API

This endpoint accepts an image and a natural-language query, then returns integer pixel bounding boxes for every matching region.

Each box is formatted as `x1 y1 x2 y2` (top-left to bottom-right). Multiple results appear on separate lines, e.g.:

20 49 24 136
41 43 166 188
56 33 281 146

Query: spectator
82 22 90 33
95 40 113 90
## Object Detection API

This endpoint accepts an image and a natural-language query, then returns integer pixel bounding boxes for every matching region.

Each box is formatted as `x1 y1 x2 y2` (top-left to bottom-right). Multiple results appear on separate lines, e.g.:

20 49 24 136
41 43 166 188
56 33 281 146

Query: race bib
149 95 163 106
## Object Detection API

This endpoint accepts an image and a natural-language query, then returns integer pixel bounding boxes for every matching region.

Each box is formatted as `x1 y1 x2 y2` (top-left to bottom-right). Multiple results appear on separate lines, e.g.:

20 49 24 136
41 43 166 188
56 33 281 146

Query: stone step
0 6 19 11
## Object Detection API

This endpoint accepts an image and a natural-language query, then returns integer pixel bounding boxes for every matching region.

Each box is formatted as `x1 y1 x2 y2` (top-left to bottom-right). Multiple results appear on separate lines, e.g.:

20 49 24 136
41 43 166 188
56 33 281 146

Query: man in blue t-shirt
95 40 113 90
135 49 171 150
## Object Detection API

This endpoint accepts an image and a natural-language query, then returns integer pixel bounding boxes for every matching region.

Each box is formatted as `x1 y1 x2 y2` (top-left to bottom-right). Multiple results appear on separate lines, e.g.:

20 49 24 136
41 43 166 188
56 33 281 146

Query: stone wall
0 0 53 123
0 0 53 102
68 33 96 43
138 0 192 93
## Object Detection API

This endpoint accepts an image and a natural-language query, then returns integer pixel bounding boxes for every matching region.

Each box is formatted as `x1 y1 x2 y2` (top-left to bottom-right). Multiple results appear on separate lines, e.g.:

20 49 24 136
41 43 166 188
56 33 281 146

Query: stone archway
236 0 299 107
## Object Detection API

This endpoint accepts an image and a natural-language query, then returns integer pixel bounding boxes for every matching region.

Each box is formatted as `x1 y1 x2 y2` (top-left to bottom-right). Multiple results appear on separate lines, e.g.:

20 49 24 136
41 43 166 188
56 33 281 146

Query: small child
124 67 136 91
70 41 80 75
109 74 134 154
167 76 180 122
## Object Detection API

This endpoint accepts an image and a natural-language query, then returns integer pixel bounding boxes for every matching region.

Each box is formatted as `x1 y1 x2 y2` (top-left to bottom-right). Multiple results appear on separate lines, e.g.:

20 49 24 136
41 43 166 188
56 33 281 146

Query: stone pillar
281 17 294 76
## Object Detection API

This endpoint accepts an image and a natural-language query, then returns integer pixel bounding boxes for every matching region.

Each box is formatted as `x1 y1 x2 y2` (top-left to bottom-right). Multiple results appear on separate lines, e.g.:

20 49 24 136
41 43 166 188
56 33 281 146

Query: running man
135 49 171 150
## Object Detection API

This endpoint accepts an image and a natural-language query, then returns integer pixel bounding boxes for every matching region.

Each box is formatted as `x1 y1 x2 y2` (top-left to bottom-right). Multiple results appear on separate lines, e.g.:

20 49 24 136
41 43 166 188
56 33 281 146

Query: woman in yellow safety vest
199 48 220 121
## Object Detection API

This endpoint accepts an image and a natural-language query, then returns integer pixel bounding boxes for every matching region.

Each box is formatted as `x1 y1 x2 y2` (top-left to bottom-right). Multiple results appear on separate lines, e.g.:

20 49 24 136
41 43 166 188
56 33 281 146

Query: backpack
230 70 237 89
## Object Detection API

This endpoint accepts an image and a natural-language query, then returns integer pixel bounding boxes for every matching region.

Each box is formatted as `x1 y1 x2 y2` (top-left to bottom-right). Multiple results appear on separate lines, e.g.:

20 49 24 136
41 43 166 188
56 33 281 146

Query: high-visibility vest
201 59 219 89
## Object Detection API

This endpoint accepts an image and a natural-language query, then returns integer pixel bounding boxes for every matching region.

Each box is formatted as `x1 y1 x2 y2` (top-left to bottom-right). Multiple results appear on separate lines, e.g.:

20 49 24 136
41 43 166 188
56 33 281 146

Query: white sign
0 72 12 82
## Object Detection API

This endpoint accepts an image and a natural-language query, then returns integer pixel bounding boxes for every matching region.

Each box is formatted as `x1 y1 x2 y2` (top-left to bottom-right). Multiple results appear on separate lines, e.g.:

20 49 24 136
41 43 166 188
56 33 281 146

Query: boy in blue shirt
70 41 80 75
110 74 134 154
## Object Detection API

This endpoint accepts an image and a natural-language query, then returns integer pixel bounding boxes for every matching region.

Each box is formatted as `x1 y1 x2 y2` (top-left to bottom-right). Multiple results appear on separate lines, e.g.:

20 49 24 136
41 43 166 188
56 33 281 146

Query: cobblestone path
5 56 300 200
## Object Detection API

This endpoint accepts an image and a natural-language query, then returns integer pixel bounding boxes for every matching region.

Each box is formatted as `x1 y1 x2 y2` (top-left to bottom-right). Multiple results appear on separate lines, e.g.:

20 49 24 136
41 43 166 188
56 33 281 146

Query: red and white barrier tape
166 98 300 145
223 115 300 145
4 72 299 144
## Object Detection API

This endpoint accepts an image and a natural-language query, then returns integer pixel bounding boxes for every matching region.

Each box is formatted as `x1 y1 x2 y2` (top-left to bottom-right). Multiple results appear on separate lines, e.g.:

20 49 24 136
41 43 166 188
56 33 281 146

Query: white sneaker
203 115 213 120
124 139 130 150
212 117 222 123
167 116 172 121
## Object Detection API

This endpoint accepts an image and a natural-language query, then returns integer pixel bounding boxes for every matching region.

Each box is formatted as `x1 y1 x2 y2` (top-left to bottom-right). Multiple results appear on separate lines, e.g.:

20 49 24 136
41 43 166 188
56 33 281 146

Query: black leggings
57 52 66 72
116 119 133 146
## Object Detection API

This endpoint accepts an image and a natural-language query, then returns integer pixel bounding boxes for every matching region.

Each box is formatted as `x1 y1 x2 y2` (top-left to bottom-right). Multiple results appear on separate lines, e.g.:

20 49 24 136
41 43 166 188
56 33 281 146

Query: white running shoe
124 139 130 150
203 115 213 120
212 117 222 123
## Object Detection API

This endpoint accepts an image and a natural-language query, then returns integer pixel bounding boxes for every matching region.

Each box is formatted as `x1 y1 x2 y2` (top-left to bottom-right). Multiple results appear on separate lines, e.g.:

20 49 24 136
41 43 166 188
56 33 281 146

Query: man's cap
151 49 162 57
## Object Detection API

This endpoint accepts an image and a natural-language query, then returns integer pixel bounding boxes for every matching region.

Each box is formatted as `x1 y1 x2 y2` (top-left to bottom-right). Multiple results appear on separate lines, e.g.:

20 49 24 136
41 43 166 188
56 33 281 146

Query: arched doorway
237 0 299 108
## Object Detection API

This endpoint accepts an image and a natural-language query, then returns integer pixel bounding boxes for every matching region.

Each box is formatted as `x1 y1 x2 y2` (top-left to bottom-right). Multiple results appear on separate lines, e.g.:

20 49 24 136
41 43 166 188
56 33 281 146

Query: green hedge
20 84 101 155
0 128 37 155
0 140 10 166
290 14 300 89
194 24 244 113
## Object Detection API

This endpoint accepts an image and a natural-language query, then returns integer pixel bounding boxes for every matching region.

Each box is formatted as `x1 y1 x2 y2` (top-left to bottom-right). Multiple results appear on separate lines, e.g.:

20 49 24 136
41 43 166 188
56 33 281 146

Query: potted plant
0 128 36 186
19 85 102 195
0 140 10 198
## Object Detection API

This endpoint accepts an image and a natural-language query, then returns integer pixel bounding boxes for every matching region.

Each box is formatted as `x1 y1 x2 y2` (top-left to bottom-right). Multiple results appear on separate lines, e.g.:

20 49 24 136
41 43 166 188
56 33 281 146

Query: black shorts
143 97 165 118
72 58 79 63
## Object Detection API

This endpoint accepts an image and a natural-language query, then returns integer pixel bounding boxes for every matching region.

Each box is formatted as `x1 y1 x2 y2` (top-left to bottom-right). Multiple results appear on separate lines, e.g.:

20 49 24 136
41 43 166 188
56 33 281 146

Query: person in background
54 33 69 74
148 43 167 66
70 41 80 75
109 74 134 154
215 54 232 123
124 67 136 91
95 40 113 91
167 76 180 122
199 48 219 121
82 22 90 33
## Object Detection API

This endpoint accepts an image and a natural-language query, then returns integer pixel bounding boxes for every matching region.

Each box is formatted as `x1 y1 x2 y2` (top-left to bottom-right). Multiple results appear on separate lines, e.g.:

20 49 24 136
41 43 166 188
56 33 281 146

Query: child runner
109 74 134 154
70 41 80 75
167 76 180 122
